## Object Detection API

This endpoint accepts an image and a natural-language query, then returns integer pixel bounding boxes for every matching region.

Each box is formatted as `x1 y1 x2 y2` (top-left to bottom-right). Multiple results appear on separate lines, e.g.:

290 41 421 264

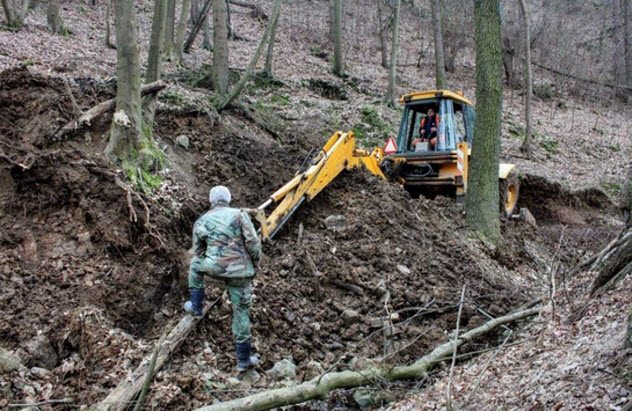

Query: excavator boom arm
252 131 384 240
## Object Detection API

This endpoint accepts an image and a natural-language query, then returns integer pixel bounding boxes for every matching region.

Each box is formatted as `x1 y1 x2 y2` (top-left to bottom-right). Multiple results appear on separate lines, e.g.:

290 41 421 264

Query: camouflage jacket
192 202 262 279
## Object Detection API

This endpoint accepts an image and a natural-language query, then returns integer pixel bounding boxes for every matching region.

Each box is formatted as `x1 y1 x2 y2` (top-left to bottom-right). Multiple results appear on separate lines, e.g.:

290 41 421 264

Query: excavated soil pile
0 67 209 406
0 67 545 409
158 174 544 408
518 173 621 266
519 174 616 226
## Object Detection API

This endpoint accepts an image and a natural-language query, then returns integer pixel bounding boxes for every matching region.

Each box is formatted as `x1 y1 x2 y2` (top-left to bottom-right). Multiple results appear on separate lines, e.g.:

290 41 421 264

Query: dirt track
0 67 622 409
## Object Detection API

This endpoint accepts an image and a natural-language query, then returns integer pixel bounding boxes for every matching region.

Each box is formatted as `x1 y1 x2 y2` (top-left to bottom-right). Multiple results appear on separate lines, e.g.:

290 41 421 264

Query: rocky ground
0 1 630 410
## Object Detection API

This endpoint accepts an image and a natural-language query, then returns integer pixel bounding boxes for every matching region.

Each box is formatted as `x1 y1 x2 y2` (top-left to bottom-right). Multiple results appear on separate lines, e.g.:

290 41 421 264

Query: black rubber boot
184 288 204 317
236 341 259 372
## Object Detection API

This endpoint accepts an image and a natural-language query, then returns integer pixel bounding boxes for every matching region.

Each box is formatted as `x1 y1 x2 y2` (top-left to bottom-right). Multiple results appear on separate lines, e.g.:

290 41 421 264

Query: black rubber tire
499 173 520 218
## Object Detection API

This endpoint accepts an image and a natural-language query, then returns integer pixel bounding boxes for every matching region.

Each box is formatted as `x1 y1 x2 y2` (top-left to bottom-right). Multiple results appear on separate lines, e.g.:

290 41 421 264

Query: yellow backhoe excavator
251 90 519 240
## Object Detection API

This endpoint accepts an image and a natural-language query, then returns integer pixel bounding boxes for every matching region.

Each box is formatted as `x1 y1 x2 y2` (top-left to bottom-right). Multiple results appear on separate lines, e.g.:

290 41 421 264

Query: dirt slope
0 2 629 405
0 66 560 409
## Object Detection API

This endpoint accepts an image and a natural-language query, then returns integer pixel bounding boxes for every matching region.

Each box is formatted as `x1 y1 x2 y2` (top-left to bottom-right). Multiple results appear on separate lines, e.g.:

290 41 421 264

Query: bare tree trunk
385 0 401 104
215 0 283 111
212 0 229 95
263 3 281 77
47 0 66 35
613 0 625 99
143 0 168 127
328 0 335 44
146 0 168 83
1 0 16 27
518 0 532 156
203 14 212 49
2 0 30 29
627 308 632 349
624 0 632 95
623 166 632 228
174 0 192 62
431 0 447 89
226 0 235 39
501 36 516 86
465 0 503 244
377 0 389 68
164 0 176 59
332 0 343 76
104 0 116 49
105 0 143 163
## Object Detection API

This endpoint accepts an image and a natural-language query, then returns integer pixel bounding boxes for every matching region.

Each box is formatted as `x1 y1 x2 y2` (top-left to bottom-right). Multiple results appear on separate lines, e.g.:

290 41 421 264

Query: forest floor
0 1 631 410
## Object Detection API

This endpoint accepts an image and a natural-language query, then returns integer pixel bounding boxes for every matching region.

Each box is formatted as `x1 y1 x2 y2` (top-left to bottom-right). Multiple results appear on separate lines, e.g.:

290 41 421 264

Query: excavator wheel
499 173 520 218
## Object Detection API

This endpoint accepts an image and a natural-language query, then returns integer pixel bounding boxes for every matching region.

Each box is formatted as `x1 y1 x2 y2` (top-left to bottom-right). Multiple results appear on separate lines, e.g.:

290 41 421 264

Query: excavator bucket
252 131 384 240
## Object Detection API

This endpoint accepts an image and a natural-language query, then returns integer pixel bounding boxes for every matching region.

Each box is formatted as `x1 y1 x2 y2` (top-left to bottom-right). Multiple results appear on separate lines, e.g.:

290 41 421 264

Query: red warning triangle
383 137 398 154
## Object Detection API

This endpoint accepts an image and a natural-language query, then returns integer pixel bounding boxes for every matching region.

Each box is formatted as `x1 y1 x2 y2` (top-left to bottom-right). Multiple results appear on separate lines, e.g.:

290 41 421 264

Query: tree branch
192 305 542 411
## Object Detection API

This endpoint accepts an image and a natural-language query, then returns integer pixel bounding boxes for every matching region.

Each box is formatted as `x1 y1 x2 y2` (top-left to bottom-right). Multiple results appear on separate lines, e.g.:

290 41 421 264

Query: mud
0 68 619 409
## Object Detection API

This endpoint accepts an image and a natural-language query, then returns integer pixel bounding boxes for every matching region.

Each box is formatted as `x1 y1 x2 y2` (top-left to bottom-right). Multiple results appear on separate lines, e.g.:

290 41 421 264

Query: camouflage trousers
188 260 253 343
226 278 253 343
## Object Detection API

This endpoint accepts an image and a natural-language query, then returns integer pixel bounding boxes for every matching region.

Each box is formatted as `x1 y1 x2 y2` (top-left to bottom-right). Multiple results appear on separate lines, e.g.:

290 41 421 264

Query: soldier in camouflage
184 185 262 372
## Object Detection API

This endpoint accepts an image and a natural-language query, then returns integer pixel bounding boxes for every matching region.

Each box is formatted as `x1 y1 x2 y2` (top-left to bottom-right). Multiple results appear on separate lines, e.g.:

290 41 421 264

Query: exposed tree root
55 80 166 138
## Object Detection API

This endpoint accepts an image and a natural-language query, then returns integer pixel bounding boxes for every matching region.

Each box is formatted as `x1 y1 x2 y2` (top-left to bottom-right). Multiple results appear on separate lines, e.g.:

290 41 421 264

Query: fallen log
55 80 166 138
193 305 542 411
92 297 220 411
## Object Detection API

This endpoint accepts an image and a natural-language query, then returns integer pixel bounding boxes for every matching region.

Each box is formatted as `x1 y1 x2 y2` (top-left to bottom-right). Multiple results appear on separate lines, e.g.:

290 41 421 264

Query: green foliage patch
353 106 391 147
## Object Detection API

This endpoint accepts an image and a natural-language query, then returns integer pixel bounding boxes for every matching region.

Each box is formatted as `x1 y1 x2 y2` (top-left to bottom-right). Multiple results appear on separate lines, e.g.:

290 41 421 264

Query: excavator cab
396 92 475 152
382 90 519 216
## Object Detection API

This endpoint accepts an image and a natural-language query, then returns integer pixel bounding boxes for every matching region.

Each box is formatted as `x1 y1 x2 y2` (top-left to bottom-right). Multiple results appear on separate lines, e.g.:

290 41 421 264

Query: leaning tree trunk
465 0 503 244
385 0 401 104
518 0 533 156
332 0 343 76
174 0 192 62
263 2 281 77
105 0 143 163
143 0 168 128
211 0 229 95
215 0 283 111
47 0 66 35
431 0 446 89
